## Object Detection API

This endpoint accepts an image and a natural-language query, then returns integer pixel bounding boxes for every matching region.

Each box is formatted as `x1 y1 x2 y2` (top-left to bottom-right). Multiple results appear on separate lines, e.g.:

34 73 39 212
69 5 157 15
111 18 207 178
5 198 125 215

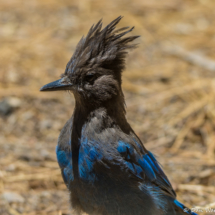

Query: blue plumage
56 144 74 185
78 138 103 181
55 118 197 215
41 16 198 215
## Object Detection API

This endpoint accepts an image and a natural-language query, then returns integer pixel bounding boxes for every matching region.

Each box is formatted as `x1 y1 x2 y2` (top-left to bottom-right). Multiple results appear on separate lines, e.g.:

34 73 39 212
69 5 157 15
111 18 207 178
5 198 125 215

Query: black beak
40 78 73 92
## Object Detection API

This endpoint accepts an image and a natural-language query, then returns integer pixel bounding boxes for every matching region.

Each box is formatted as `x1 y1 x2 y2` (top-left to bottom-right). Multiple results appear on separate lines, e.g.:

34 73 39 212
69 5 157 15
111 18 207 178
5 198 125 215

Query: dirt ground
1 0 215 214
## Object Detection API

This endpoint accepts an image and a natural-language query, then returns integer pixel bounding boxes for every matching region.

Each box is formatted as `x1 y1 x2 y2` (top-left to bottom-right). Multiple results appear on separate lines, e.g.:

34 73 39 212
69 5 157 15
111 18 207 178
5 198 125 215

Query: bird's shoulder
81 122 176 198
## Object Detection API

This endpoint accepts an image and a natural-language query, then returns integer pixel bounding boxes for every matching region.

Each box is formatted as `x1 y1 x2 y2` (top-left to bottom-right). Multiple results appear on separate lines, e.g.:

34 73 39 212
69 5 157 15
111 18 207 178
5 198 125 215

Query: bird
40 16 198 215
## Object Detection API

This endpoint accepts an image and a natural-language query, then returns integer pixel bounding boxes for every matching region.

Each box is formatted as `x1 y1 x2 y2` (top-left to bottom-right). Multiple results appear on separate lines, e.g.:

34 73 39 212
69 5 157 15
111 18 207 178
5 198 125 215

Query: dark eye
85 73 96 83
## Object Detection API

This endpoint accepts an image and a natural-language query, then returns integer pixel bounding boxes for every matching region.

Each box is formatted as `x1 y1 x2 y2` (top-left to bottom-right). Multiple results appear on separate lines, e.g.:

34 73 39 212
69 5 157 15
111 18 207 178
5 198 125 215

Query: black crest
64 16 139 78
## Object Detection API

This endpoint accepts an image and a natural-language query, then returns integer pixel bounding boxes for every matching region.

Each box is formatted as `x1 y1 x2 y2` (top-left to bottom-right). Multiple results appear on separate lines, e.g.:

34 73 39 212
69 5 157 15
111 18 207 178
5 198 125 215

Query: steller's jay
40 17 197 215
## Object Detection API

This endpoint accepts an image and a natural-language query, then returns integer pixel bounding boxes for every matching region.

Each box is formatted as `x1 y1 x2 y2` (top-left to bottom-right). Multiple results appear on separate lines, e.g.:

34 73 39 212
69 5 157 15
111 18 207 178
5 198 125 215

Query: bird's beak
40 78 73 92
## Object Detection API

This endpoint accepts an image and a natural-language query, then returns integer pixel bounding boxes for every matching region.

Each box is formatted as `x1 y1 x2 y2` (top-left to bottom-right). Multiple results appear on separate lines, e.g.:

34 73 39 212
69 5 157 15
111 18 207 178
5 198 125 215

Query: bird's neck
73 94 130 133
71 95 131 180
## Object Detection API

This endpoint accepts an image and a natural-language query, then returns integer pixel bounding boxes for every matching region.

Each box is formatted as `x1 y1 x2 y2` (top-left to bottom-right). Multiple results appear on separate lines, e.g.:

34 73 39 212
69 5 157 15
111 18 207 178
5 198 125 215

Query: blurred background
1 0 215 214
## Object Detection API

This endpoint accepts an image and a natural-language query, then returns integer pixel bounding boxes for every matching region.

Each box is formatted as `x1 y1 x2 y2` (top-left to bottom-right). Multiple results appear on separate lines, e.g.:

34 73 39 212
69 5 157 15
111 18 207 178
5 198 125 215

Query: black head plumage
40 16 139 106
64 16 139 79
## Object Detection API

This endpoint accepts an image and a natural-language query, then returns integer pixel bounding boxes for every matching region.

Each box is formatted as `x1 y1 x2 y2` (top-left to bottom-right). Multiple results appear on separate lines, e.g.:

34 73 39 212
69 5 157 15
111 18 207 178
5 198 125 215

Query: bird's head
40 16 139 106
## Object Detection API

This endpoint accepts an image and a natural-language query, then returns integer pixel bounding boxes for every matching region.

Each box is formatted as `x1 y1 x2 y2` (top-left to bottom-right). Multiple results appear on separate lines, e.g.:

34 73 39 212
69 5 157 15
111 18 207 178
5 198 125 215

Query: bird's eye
85 73 96 84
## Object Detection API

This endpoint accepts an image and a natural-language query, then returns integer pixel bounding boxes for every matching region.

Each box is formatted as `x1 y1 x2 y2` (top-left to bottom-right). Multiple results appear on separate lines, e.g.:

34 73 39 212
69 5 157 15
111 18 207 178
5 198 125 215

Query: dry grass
0 0 215 214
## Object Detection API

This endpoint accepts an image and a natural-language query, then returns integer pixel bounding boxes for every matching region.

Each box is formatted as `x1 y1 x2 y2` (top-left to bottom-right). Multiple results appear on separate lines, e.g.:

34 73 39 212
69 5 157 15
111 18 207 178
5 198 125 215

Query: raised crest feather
65 16 139 78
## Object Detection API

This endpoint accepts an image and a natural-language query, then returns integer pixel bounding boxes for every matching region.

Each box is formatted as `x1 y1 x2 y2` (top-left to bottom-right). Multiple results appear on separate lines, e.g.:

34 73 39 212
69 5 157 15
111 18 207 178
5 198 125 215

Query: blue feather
138 156 156 181
174 200 198 215
56 146 69 167
56 145 73 184
78 137 102 181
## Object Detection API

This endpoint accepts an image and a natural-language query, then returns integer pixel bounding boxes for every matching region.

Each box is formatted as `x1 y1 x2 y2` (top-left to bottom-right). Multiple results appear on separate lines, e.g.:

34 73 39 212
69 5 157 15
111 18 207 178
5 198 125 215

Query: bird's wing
56 117 74 186
56 144 73 187
116 140 176 198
